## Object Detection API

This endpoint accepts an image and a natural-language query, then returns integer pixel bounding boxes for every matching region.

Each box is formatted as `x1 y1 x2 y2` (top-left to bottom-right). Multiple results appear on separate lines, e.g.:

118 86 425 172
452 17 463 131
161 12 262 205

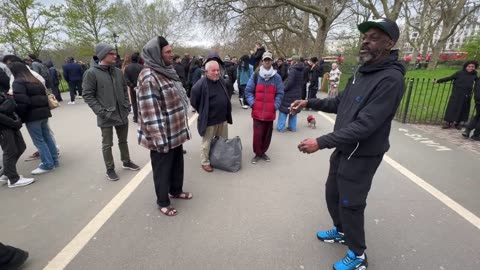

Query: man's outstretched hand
289 100 308 115
298 138 319 154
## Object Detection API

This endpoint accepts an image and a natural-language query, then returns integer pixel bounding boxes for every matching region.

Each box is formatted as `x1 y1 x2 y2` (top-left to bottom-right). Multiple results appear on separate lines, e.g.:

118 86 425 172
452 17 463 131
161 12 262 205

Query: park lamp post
112 32 119 56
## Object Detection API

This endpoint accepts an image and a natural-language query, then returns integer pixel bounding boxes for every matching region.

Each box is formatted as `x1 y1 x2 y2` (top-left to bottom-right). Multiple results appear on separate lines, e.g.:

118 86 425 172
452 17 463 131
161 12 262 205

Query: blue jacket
63 62 84 82
237 65 254 86
279 63 304 114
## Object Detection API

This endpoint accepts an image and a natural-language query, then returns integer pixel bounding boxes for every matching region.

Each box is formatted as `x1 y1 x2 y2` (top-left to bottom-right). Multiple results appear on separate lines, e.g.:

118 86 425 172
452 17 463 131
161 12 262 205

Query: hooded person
137 36 193 216
82 42 140 181
290 17 406 270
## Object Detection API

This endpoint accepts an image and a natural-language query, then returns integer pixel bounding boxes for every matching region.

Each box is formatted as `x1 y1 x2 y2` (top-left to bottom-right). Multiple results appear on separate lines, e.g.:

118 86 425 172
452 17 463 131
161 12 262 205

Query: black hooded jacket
307 50 406 157
0 93 22 130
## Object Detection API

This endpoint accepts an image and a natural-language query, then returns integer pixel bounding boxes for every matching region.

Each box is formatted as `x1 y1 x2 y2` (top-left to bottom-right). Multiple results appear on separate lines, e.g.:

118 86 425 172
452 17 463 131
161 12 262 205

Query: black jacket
308 50 406 157
278 62 289 81
0 93 22 130
174 63 187 87
280 63 304 113
0 69 9 92
253 47 266 69
124 62 144 89
12 80 51 123
190 77 232 136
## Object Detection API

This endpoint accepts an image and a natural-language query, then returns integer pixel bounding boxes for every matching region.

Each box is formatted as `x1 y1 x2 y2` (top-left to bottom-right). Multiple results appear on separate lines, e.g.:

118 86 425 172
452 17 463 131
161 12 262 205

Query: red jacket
247 74 284 121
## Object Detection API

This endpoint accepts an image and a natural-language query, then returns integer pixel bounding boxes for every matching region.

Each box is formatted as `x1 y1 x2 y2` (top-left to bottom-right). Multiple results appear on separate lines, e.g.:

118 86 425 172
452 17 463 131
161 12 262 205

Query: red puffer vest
251 80 277 121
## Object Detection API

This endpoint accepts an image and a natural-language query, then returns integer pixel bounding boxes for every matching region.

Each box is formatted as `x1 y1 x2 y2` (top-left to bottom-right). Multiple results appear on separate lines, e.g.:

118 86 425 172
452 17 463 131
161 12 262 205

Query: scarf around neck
259 66 277 81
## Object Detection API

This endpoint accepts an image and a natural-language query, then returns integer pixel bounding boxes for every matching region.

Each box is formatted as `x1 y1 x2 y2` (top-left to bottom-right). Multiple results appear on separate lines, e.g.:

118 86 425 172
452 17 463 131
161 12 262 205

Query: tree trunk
298 12 309 57
313 19 329 57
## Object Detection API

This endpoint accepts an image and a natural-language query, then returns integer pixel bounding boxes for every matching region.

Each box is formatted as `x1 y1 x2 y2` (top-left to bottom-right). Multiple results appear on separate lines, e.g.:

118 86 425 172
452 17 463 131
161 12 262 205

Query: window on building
412 33 418 38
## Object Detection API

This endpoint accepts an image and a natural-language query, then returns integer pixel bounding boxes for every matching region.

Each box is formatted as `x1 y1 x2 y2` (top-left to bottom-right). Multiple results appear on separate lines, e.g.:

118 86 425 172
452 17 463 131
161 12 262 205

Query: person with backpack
237 55 254 109
27 54 51 90
245 51 284 164
46 61 63 102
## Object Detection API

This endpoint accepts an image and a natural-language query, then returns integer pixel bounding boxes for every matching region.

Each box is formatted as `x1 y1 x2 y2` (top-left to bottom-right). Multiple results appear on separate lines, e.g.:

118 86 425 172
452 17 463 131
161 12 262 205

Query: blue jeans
277 112 297 132
26 119 58 170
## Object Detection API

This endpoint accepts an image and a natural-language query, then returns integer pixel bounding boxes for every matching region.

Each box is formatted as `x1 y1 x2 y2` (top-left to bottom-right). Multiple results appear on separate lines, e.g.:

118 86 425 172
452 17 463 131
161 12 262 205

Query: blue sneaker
317 227 346 244
333 250 368 270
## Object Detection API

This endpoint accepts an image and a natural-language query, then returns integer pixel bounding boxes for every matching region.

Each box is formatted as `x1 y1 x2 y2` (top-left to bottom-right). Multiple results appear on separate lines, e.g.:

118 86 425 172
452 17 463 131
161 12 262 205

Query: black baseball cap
358 18 400 42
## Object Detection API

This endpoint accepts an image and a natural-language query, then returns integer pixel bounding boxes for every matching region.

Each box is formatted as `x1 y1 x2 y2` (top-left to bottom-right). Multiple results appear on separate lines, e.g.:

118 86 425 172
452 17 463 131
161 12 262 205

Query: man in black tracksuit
291 18 405 270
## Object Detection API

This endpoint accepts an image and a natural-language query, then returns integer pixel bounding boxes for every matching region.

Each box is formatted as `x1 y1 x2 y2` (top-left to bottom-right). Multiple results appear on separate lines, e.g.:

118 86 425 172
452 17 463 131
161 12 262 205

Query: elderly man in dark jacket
291 18 406 270
83 43 140 181
190 59 232 172
277 55 303 132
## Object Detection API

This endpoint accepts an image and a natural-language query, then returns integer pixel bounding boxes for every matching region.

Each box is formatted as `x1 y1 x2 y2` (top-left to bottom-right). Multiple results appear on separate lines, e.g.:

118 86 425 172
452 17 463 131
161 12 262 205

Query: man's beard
358 48 385 64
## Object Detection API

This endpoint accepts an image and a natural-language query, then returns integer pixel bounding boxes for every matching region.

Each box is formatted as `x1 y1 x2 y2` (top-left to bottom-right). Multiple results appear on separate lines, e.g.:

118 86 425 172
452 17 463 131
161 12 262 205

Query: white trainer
31 167 53 175
8 176 35 188
68 101 75 105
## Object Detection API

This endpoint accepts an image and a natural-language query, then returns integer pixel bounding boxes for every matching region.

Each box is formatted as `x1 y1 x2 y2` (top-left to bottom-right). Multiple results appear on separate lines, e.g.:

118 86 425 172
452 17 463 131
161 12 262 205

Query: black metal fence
339 65 475 125
394 78 475 125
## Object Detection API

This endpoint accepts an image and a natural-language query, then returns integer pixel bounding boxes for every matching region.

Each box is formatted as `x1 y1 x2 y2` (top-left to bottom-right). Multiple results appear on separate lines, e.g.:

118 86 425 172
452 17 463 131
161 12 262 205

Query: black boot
471 134 480 141
441 122 451 129
462 129 472 138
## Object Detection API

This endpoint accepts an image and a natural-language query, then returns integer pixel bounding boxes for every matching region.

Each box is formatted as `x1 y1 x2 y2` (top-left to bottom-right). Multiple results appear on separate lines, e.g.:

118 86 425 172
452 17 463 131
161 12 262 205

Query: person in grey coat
83 43 140 181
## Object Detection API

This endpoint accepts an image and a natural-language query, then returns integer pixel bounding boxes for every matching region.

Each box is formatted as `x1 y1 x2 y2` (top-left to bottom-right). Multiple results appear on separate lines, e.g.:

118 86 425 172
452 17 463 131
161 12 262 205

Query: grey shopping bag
209 136 242 172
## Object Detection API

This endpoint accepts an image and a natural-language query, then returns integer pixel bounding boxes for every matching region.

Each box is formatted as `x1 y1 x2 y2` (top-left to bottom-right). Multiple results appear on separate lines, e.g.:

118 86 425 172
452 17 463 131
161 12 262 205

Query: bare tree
428 0 480 69
0 0 58 56
182 0 348 57
402 0 442 67
357 0 405 20
113 0 187 50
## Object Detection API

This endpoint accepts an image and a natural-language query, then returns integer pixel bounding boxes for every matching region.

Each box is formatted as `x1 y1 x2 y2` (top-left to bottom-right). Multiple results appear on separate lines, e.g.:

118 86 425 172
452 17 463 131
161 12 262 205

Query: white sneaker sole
8 180 35 188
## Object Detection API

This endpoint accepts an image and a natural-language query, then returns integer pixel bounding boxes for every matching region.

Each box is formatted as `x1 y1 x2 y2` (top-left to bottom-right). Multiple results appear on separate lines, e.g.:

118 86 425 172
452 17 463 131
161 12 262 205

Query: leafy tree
460 36 480 61
63 0 116 45
0 0 58 57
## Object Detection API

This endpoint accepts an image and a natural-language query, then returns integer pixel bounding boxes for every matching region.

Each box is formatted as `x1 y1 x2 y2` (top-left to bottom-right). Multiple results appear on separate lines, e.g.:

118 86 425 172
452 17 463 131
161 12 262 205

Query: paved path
1 92 479 270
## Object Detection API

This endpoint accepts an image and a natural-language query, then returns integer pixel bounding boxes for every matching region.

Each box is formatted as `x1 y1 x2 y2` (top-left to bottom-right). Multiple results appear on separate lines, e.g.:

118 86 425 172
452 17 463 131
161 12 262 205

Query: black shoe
3 246 29 270
262 154 271 162
462 129 471 138
183 150 187 154
122 160 140 171
471 135 480 141
454 124 462 130
441 123 451 129
106 169 119 181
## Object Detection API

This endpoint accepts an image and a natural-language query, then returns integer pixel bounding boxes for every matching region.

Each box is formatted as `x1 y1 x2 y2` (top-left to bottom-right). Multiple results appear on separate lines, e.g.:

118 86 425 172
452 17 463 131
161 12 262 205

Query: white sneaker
242 105 249 109
68 101 75 105
8 176 35 188
31 167 53 175
77 96 83 99
0 174 8 184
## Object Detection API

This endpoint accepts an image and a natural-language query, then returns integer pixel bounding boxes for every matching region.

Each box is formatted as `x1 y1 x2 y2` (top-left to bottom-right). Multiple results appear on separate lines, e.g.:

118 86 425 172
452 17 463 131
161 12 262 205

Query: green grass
333 67 474 124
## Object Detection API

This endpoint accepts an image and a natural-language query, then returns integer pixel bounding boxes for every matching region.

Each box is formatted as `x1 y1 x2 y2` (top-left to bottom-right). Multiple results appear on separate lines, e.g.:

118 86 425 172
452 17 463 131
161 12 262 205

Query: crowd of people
3 16 474 270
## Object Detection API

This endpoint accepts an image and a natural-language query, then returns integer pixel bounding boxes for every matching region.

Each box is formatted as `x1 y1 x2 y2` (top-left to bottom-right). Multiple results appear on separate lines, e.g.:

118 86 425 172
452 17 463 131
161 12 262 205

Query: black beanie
158 36 169 50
